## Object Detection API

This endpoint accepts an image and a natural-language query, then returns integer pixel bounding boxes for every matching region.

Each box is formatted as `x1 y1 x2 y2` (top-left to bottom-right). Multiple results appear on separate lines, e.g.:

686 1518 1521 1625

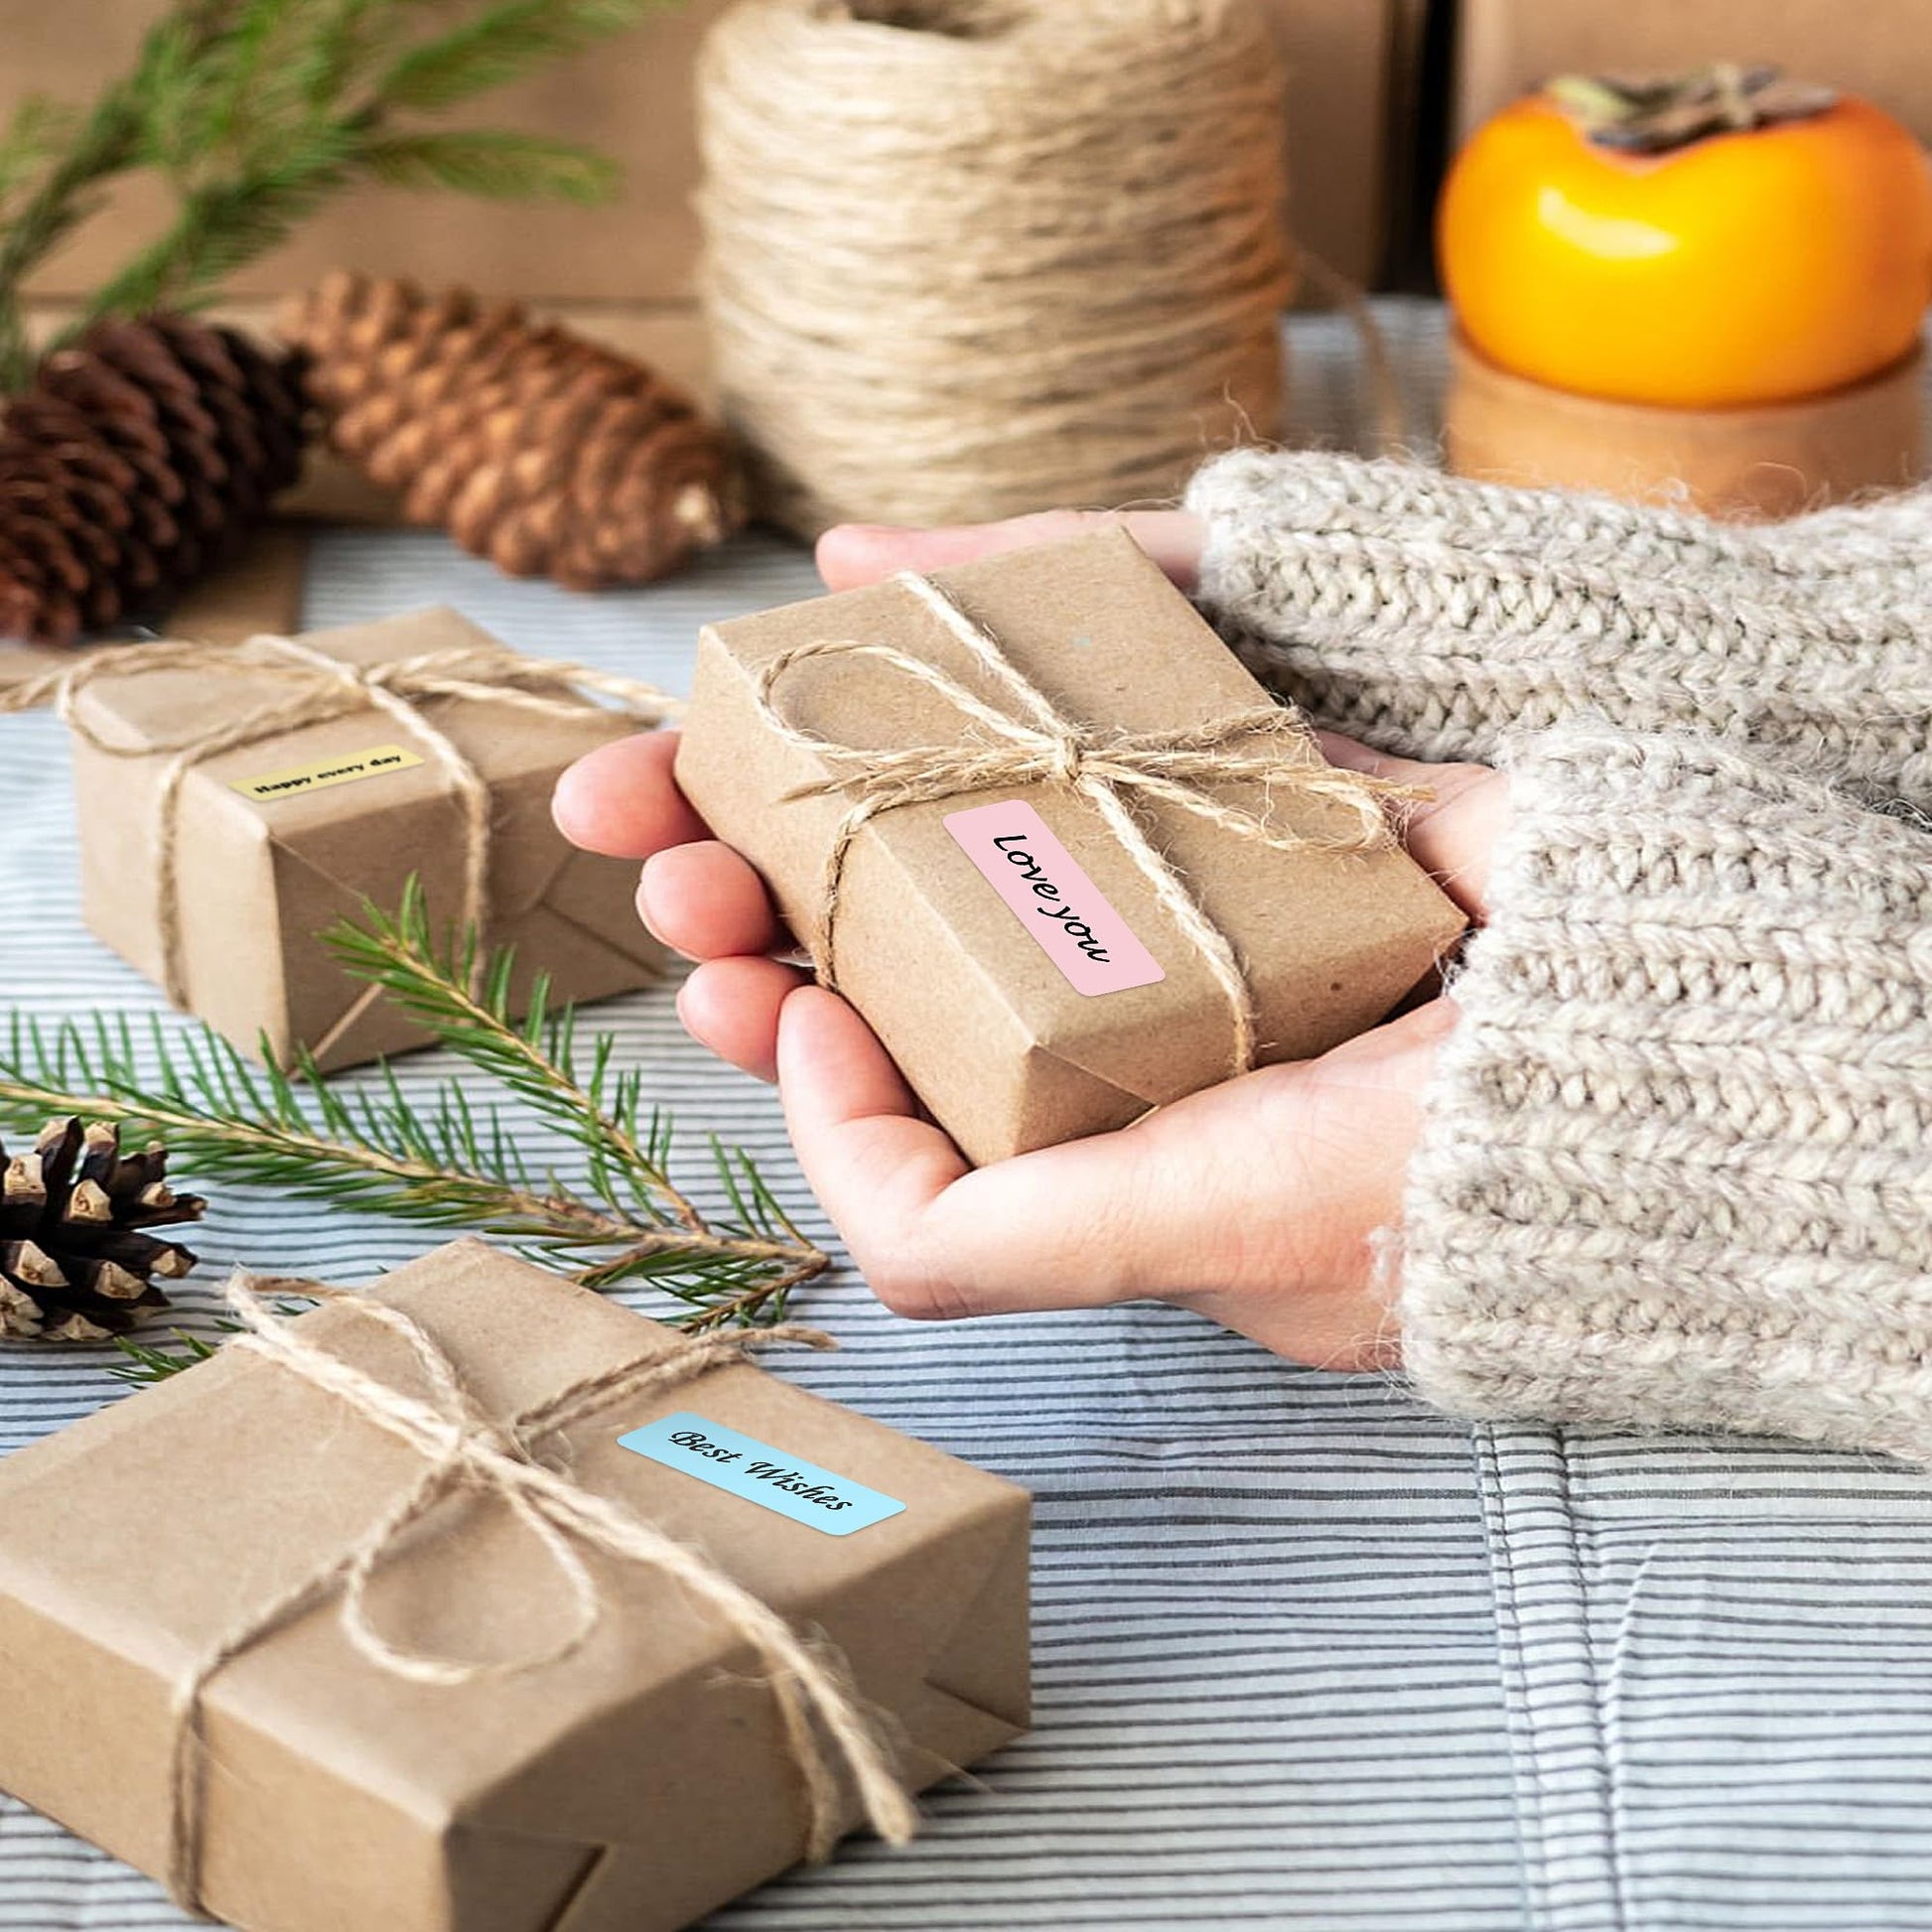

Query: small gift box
61 608 670 1071
676 530 1466 1164
0 1240 1031 1932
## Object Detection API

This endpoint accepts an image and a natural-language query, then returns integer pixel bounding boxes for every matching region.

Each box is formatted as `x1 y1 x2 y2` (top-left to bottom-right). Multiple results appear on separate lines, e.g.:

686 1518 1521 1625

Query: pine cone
0 317 308 646
0 1120 204 1341
279 272 742 590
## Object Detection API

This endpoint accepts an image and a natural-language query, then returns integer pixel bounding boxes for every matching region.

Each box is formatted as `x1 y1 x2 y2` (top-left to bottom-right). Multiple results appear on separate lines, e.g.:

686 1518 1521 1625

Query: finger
970 1008 1446 1322
1316 731 1509 918
778 985 1445 1323
676 955 806 1081
1321 990 1460 1068
816 508 1204 594
906 1002 1460 1318
638 840 785 959
775 987 1173 1318
552 731 709 859
774 987 976 1297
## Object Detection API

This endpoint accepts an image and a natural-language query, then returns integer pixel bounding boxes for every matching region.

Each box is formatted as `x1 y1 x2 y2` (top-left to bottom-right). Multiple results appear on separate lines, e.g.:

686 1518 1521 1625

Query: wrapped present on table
41 608 673 1070
0 1240 1032 1932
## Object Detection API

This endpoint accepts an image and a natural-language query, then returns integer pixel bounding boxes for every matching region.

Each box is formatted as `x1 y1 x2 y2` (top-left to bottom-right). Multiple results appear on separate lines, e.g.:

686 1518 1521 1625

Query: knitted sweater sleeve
1180 448 1932 1454
1396 720 1932 1462
1183 448 1932 806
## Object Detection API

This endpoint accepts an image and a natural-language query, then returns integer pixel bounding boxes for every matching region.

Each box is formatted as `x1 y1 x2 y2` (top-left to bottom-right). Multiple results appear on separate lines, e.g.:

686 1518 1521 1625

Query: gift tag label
229 744 425 802
617 1411 907 1537
944 798 1166 996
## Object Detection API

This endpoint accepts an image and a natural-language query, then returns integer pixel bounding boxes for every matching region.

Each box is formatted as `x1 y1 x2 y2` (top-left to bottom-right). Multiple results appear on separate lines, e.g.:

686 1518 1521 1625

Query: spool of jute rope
697 0 1294 535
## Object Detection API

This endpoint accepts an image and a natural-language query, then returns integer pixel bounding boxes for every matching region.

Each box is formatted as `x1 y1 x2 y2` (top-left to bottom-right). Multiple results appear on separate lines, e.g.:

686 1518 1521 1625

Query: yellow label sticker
229 744 425 802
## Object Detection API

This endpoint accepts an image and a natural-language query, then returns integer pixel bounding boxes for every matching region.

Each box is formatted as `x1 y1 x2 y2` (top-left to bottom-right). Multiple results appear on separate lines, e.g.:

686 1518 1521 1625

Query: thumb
1317 733 1507 920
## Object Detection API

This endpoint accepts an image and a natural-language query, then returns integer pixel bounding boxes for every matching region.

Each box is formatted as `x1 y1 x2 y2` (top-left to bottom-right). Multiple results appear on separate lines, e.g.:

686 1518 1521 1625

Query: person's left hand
554 512 1506 1367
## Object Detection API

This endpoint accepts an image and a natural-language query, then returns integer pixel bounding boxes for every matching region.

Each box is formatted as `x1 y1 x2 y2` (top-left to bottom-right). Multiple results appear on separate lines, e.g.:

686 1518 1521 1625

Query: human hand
555 512 1507 1367
815 506 1210 596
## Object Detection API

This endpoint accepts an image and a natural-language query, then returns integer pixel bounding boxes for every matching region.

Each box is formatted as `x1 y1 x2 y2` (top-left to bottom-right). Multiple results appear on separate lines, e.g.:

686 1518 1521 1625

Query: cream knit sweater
1186 450 1932 1462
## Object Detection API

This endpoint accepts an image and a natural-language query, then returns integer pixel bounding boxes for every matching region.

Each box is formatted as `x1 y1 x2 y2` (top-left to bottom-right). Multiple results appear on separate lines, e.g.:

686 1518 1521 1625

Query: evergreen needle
0 0 680 385
0 887 829 1380
322 879 717 1239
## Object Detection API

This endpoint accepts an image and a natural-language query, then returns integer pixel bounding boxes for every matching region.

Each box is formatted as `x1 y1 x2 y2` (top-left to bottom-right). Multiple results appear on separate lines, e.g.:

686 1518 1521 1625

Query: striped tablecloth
3 304 1932 1932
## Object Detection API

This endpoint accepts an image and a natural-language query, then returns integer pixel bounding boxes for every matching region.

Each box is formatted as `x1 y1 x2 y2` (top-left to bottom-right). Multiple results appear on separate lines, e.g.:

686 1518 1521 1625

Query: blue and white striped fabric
2 305 1931 1932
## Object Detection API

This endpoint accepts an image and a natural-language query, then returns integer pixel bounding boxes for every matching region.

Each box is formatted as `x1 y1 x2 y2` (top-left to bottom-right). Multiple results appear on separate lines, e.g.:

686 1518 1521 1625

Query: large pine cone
279 272 742 590
0 1120 204 1340
0 317 308 646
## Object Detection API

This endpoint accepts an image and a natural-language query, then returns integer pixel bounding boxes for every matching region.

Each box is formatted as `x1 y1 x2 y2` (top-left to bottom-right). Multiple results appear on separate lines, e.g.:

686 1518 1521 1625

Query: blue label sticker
616 1411 907 1537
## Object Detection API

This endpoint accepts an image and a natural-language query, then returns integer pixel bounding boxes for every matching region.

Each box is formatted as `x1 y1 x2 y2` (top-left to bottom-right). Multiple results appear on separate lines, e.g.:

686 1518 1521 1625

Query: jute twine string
756 569 1404 1077
697 0 1295 534
1 637 678 1007
166 1271 916 1917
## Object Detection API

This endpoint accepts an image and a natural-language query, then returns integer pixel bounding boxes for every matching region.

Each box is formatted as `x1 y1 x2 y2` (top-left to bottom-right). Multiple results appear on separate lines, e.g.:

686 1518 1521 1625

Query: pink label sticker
943 799 1167 997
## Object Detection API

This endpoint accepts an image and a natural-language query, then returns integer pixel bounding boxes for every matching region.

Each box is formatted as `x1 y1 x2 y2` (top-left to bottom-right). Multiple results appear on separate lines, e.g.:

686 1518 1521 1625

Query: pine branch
373 0 654 111
0 89 144 390
0 99 80 385
111 1303 311 1383
0 4 234 387
361 131 620 204
323 879 715 1235
0 893 829 1340
111 1327 223 1383
0 98 80 218
72 133 363 324
0 0 681 384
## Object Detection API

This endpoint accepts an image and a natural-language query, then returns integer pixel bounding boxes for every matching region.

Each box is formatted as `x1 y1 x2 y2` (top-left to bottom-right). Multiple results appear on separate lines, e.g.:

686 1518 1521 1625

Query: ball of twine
697 0 1294 535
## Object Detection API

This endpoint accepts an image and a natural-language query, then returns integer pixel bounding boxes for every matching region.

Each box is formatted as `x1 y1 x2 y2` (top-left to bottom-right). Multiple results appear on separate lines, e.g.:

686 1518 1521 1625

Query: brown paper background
2 0 1414 545
1454 0 1932 144
0 1241 1031 1932
2 0 1404 319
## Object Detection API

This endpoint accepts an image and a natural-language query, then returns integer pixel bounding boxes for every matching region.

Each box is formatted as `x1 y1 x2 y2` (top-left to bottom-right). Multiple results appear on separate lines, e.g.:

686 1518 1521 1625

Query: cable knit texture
1187 449 1932 807
1397 724 1932 1460
1183 450 1932 1457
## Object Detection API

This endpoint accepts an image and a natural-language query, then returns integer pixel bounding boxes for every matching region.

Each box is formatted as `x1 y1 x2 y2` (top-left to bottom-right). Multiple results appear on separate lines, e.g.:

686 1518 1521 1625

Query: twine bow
166 1271 917 1918
2 632 678 1012
756 570 1405 1076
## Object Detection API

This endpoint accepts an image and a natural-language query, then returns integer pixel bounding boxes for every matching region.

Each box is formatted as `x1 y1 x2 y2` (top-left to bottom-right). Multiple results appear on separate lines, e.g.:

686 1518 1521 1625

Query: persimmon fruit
1439 72 1932 409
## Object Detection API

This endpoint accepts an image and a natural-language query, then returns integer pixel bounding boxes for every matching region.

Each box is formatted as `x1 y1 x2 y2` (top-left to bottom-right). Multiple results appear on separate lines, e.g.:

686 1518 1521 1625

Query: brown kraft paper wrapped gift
676 529 1466 1165
0 1240 1031 1932
66 608 667 1072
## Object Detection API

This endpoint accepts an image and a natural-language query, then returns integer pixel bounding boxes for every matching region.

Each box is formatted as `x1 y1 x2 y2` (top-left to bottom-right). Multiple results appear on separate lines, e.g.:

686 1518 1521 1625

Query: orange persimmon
1439 74 1932 409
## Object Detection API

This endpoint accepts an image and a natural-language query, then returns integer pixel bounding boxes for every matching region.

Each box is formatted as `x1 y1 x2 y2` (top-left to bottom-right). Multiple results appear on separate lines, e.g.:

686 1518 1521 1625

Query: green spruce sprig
0 884 828 1359
110 1326 224 1384
110 1305 305 1385
0 0 677 388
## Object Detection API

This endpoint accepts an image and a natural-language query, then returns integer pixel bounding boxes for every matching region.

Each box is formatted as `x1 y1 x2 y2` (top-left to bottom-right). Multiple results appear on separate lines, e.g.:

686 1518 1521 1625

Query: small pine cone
0 1120 205 1341
280 272 742 590
0 317 309 646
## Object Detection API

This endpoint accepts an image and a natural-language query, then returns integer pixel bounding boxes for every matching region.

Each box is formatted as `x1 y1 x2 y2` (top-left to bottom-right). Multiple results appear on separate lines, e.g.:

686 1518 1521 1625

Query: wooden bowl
1444 329 1925 519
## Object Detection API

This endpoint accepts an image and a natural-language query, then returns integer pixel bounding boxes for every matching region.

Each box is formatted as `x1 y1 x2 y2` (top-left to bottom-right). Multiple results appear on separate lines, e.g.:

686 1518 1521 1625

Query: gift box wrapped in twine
679 532 1466 1163
0 1242 1031 1932
1 610 674 1070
